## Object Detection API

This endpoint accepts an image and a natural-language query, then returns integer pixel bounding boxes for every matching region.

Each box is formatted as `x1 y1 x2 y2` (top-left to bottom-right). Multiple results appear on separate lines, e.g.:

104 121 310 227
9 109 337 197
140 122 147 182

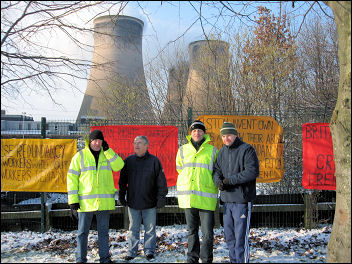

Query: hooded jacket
67 139 124 212
213 137 259 203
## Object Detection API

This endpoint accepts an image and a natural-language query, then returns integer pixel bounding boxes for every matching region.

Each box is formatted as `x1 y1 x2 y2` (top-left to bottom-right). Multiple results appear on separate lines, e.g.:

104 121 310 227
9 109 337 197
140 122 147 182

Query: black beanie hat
190 120 206 133
89 130 104 142
220 122 238 136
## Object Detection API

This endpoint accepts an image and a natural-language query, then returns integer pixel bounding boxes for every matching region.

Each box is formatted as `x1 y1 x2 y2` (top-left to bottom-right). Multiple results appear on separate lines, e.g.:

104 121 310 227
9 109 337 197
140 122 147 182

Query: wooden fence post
45 202 51 231
304 192 314 229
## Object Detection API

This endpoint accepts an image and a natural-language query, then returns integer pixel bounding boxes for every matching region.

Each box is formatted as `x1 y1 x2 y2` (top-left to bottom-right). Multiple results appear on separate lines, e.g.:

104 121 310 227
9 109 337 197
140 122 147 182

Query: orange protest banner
1 139 77 192
198 115 284 183
302 123 336 190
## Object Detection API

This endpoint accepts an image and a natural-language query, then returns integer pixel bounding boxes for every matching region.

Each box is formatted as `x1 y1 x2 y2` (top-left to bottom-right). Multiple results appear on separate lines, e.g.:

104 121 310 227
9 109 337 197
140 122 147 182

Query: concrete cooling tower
182 40 233 119
161 62 189 122
77 15 155 121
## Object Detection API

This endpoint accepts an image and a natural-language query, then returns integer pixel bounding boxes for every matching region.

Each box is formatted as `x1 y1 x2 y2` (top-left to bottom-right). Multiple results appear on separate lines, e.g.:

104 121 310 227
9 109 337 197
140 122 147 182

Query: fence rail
1 191 336 232
1 202 336 221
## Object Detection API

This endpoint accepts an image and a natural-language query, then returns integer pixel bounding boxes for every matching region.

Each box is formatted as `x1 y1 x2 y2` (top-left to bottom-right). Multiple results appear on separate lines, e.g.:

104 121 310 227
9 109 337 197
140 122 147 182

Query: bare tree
295 15 339 117
96 73 156 122
1 1 126 105
144 41 190 123
235 6 297 120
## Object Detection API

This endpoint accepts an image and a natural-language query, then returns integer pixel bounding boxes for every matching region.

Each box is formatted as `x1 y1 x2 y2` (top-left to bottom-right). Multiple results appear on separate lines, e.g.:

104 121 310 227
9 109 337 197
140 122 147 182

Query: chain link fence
1 110 335 231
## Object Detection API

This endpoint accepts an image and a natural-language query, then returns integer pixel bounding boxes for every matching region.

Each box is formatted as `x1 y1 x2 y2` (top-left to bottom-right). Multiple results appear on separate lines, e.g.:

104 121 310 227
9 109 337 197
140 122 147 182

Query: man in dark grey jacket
118 135 168 261
213 122 259 263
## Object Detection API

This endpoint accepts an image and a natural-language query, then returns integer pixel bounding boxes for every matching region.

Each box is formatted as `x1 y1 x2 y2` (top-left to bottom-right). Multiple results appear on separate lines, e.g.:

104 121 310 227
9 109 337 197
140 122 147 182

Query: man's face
191 129 205 143
222 134 237 146
90 139 103 151
134 138 148 157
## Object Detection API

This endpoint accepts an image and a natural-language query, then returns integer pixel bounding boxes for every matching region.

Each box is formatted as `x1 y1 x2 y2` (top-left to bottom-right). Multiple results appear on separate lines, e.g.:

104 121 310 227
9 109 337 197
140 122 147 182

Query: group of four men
67 120 259 263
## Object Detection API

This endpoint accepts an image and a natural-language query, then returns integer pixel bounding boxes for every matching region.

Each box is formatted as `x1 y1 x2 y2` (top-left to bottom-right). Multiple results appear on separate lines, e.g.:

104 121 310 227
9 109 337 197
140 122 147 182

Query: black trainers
146 254 154 260
123 255 134 261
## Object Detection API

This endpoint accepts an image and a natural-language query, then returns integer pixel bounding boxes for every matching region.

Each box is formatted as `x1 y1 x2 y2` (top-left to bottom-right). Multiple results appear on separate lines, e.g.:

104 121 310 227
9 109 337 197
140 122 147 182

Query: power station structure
77 15 155 122
182 40 232 120
161 61 189 122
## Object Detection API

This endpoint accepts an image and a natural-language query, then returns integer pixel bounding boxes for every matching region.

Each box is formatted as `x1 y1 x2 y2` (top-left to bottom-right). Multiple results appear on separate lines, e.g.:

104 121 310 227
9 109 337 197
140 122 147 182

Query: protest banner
302 123 336 190
1 139 77 192
198 115 284 182
91 125 178 188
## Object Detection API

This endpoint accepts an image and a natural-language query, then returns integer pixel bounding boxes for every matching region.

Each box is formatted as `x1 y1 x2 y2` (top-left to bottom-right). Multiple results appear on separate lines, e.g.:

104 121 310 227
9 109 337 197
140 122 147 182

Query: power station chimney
182 40 232 119
77 15 155 122
161 61 189 122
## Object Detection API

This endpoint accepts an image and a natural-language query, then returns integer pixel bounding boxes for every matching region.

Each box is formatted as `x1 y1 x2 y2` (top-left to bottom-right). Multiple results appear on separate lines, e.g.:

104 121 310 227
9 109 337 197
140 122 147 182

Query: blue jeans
223 202 252 263
127 207 157 257
76 211 111 263
184 208 214 263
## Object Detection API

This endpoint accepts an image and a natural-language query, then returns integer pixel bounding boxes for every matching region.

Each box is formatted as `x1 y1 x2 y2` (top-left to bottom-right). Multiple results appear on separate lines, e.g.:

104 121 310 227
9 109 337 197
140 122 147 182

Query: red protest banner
91 125 178 188
302 123 336 190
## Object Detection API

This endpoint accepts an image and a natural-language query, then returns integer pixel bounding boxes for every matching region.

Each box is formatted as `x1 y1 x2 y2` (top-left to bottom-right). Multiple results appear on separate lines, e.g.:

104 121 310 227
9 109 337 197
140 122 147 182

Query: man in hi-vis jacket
67 130 124 263
176 120 219 263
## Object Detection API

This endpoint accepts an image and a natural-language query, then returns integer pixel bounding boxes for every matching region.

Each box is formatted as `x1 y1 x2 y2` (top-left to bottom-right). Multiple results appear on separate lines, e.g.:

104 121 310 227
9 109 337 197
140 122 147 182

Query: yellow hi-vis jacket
176 134 219 211
67 140 124 212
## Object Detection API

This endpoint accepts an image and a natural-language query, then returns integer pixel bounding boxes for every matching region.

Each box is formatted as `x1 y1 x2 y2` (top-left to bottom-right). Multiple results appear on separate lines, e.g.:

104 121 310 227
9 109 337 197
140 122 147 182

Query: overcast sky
1 1 332 121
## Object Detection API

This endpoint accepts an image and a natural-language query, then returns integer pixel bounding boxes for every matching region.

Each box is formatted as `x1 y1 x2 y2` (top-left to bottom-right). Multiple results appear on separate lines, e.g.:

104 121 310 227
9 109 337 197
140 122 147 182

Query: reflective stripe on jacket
67 140 124 212
176 134 219 211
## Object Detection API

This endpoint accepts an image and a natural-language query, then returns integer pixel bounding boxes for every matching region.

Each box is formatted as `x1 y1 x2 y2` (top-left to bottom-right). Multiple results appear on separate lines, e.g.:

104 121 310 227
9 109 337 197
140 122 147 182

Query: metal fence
1 190 336 232
1 110 336 231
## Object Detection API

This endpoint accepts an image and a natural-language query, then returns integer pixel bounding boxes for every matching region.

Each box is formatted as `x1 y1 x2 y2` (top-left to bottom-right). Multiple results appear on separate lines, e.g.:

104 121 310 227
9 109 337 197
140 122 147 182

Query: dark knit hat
220 122 238 136
89 130 104 142
190 120 206 133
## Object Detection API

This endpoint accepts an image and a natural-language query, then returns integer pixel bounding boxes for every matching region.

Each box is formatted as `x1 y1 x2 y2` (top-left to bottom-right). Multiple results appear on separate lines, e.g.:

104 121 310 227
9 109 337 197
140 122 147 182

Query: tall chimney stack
183 40 232 119
77 15 155 121
161 61 189 122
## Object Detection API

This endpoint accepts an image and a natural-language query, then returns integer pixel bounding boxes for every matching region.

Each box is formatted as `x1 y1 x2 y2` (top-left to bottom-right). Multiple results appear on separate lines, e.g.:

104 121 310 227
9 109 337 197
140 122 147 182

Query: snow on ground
1 224 331 263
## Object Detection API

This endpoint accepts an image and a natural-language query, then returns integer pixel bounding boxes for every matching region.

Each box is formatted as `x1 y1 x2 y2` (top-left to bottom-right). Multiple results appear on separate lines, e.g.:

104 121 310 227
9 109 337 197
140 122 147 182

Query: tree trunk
325 1 351 263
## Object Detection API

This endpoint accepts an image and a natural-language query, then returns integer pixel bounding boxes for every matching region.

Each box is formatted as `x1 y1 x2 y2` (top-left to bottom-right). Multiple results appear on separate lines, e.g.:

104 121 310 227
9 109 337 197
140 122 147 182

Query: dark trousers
223 202 252 263
184 208 214 263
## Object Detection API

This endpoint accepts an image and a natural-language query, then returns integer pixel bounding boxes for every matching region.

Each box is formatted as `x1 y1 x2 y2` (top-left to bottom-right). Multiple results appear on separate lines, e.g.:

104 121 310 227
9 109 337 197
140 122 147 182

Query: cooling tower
182 40 233 119
77 15 155 121
161 62 189 122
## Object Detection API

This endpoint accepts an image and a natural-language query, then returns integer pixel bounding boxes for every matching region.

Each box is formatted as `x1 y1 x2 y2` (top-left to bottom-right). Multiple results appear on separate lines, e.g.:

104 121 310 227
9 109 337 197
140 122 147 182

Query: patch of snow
1 224 331 263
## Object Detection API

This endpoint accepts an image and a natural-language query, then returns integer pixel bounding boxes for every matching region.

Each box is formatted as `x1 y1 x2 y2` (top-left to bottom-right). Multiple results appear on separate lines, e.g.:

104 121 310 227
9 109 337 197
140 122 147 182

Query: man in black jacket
213 122 259 263
118 135 168 261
